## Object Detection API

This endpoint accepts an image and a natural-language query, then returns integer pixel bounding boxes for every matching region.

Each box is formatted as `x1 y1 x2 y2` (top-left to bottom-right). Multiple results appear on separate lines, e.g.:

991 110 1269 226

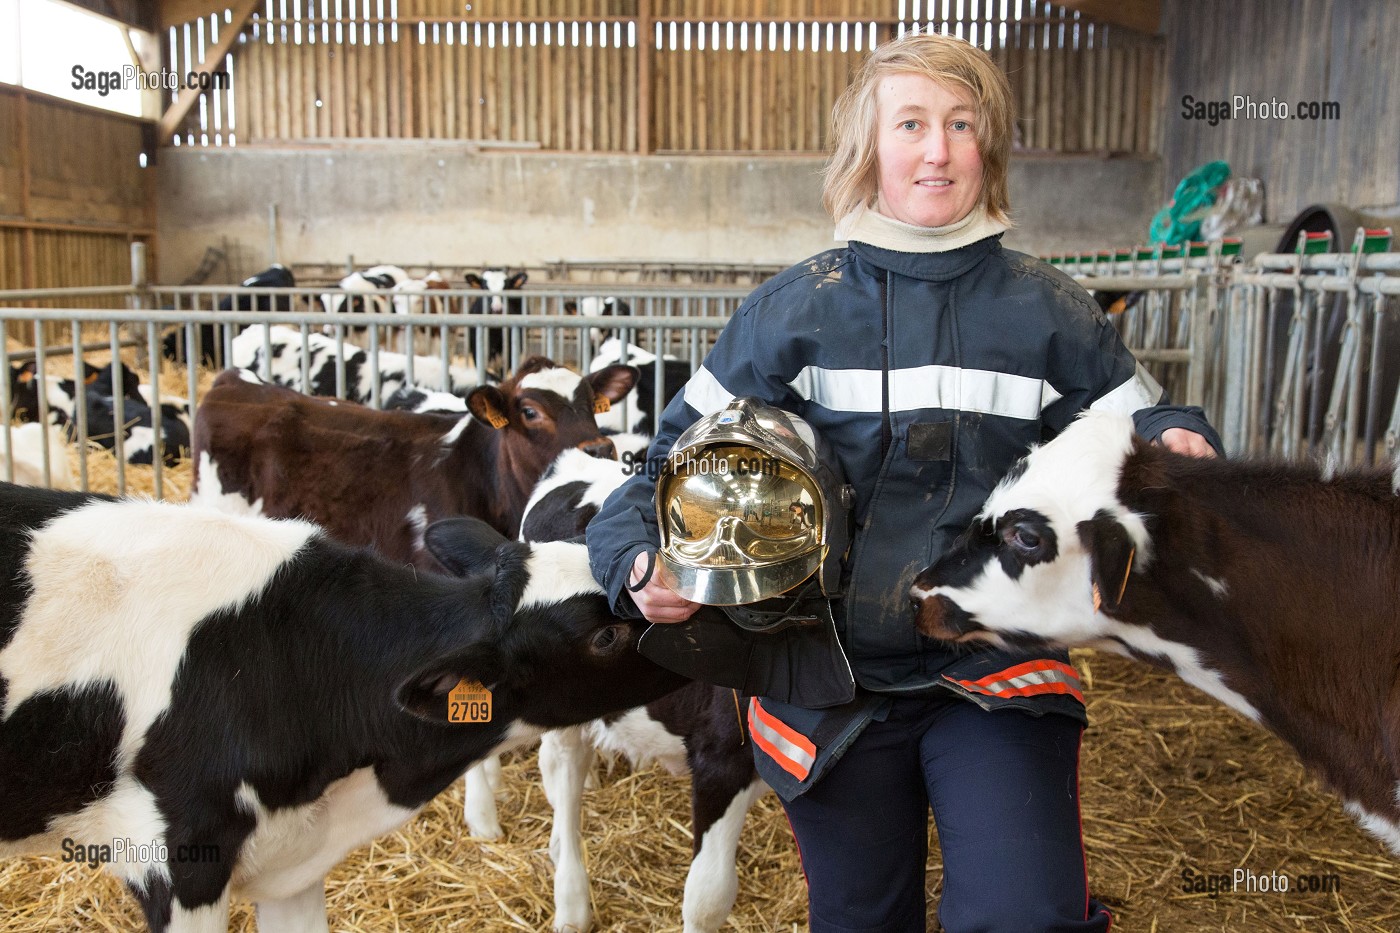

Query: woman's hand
1158 428 1216 458
630 550 701 624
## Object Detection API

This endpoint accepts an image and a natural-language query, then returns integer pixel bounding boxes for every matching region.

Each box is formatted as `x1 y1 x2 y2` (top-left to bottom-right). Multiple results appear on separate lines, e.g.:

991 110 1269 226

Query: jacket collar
838 204 1006 282
848 234 1002 282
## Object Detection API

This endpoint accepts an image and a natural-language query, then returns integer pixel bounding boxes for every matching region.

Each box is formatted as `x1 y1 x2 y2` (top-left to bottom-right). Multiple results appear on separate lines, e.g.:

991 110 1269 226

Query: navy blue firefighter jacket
586 234 1221 798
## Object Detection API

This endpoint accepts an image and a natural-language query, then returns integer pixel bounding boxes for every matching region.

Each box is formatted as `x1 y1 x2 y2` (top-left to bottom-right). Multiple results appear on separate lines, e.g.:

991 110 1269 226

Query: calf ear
590 364 640 402
506 272 528 290
423 517 531 624
425 517 507 577
1076 510 1136 614
395 652 502 723
466 385 510 429
464 273 486 289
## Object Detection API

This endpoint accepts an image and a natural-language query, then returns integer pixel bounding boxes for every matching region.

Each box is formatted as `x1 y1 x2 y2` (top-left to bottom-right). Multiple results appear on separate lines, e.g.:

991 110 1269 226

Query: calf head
465 356 638 461
397 517 684 726
910 411 1153 651
466 269 529 315
7 361 100 424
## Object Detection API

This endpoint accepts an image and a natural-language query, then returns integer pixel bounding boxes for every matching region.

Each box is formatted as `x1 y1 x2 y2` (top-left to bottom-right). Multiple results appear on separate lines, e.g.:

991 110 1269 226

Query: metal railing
6 236 1400 498
1061 229 1400 465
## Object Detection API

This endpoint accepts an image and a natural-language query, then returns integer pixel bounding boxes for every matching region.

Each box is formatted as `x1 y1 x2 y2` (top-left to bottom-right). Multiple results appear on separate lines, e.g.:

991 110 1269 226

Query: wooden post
18 90 35 292
637 0 652 155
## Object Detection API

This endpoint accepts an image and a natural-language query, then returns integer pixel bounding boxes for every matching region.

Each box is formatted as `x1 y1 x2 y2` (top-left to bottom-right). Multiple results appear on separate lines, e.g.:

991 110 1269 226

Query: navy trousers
780 695 1113 933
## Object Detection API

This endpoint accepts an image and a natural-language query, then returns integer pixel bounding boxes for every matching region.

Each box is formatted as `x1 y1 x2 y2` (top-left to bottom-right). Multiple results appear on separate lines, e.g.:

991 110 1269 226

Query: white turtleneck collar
835 203 1008 254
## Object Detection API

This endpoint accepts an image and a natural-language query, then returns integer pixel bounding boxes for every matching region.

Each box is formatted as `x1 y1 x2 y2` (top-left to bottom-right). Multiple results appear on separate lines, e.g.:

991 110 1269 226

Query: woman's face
873 73 984 228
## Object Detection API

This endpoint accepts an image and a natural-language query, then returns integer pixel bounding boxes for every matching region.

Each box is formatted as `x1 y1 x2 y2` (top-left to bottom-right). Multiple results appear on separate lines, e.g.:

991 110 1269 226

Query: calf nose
580 437 617 460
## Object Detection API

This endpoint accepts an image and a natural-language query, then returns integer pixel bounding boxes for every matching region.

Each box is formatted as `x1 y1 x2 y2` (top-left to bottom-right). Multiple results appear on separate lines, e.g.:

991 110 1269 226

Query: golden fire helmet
655 398 852 605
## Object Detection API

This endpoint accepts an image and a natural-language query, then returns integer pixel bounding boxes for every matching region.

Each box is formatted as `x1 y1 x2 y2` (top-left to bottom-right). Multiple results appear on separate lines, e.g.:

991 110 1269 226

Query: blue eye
951 120 971 132
900 119 919 131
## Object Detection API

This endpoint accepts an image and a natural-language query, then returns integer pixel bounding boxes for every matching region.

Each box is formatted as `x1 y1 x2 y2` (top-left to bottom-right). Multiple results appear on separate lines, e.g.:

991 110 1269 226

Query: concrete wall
155 145 1161 283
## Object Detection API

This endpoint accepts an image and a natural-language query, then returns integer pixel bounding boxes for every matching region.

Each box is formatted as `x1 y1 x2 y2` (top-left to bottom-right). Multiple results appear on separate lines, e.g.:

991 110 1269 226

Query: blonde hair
823 32 1015 226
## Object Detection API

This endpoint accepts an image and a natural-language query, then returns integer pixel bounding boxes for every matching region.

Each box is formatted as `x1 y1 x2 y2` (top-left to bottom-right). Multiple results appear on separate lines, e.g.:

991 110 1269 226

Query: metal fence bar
6 255 1400 494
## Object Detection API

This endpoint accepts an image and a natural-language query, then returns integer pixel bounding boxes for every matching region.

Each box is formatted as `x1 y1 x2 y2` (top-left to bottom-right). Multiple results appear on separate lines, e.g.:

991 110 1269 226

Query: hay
4 346 1396 931
2 650 1397 931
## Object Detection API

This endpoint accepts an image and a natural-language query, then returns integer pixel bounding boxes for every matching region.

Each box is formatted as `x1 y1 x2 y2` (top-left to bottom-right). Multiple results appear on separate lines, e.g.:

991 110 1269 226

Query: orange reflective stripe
950 659 1084 705
747 698 816 781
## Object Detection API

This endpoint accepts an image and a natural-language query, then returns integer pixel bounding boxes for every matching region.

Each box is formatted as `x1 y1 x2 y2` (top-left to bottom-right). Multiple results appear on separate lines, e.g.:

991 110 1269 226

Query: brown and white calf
910 410 1400 855
0 483 686 932
191 357 638 567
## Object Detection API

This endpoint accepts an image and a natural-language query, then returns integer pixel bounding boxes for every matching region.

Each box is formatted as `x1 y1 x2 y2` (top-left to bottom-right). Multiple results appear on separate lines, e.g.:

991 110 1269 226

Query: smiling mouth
917 179 952 188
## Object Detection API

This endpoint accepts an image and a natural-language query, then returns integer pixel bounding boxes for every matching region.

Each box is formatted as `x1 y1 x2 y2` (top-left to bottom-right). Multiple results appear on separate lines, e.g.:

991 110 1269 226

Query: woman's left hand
1158 428 1216 458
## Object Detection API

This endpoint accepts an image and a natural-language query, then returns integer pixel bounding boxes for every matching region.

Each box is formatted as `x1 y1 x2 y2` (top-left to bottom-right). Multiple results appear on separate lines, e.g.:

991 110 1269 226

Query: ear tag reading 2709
448 679 493 723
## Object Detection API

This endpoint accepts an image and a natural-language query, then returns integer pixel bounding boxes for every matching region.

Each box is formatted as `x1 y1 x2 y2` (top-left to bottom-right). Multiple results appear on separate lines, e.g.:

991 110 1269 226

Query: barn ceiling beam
157 0 260 142
1054 0 1160 35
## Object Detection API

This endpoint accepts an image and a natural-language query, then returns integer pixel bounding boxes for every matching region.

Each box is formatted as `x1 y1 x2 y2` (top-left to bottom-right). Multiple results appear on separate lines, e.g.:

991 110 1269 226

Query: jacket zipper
880 270 892 460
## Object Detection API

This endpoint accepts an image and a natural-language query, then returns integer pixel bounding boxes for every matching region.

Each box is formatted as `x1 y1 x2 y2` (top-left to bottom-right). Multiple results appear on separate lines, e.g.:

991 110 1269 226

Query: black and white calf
8 361 192 465
911 410 1400 856
0 423 74 489
319 264 407 317
469 449 769 933
231 324 480 404
82 388 193 466
563 296 632 352
162 264 300 367
7 358 135 425
465 269 528 365
0 483 686 931
589 338 693 437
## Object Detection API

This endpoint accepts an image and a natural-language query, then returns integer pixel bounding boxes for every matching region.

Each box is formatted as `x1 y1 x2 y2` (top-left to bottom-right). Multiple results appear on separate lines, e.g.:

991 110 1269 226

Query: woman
588 31 1217 933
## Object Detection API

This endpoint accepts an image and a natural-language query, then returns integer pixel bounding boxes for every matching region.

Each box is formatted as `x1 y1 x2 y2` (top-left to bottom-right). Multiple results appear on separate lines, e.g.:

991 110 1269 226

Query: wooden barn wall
167 0 1161 155
0 87 154 340
1161 0 1400 222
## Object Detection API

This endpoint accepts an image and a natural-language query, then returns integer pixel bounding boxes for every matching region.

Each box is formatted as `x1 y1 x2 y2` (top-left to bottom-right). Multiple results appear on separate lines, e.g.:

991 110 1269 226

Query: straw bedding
1 360 1397 931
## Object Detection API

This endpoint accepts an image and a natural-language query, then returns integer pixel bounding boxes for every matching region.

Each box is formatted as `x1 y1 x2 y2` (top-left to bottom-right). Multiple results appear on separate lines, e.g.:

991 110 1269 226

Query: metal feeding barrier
1054 230 1400 467
1 247 747 495
4 234 1400 497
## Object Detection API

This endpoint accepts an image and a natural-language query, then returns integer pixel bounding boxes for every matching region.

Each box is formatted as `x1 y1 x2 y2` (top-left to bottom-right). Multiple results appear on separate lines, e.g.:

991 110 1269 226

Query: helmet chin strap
720 577 827 632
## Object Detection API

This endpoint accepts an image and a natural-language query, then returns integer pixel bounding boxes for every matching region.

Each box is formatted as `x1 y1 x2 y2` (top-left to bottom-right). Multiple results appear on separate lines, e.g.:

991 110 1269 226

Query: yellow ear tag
18 370 34 384
484 411 508 430
594 397 611 414
85 371 99 385
447 679 493 723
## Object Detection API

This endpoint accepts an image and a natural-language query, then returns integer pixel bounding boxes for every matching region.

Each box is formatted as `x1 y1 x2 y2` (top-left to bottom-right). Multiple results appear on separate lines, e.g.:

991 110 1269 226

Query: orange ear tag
484 411 508 430
18 370 34 384
594 397 612 414
447 679 493 723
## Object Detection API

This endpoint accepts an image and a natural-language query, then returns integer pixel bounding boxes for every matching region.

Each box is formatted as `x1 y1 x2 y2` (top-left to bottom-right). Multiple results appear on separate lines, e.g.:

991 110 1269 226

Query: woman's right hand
630 550 701 624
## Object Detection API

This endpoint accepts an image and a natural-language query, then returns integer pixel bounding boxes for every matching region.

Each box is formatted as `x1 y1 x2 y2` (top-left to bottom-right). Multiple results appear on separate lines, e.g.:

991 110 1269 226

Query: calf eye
1003 524 1042 553
588 624 627 655
520 404 542 422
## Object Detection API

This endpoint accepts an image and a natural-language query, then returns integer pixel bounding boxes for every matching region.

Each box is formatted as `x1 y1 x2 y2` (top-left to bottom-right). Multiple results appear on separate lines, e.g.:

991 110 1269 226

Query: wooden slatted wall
989 0 1162 154
0 86 152 340
165 0 1161 154
1161 0 1398 222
